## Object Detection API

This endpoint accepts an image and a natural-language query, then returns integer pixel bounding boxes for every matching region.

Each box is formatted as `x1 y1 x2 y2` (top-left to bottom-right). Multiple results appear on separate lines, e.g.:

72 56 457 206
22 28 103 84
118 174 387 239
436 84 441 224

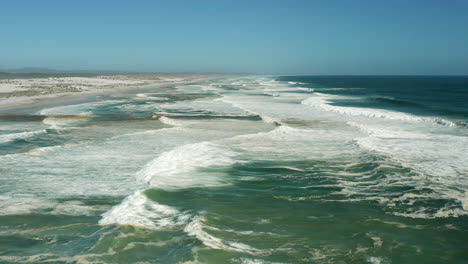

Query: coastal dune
0 73 221 110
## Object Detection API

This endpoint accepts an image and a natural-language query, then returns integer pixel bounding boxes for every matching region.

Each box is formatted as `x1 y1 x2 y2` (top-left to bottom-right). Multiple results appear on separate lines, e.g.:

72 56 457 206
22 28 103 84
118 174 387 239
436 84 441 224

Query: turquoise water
0 76 467 263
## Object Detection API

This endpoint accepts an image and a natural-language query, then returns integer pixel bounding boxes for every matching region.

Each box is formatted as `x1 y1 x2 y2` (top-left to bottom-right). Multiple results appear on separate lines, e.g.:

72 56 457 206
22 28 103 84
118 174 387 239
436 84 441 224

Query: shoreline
0 73 230 112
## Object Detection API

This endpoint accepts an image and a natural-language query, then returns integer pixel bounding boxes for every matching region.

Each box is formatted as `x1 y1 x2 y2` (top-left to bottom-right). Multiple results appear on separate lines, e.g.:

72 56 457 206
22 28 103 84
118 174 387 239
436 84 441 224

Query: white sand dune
0 74 223 110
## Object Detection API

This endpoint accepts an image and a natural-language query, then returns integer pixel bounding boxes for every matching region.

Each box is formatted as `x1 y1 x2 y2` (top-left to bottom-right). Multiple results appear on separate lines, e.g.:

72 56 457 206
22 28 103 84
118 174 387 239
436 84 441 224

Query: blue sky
1 0 468 74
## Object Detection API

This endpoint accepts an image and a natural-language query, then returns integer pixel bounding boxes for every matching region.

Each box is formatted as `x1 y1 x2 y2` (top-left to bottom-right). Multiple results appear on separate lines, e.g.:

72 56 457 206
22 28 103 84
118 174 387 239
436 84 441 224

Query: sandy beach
0 73 223 111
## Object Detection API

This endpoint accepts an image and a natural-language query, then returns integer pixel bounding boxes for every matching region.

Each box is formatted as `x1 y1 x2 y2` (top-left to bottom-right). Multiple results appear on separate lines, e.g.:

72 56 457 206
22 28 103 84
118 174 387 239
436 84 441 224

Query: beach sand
0 73 223 111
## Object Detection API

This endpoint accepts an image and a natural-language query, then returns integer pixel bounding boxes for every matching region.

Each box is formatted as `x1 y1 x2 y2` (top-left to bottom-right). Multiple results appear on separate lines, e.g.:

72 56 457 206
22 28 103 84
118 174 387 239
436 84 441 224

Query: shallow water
0 76 467 263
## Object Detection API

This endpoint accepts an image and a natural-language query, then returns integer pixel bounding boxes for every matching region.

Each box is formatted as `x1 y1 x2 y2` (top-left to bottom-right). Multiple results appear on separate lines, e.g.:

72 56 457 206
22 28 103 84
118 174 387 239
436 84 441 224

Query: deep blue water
278 76 468 125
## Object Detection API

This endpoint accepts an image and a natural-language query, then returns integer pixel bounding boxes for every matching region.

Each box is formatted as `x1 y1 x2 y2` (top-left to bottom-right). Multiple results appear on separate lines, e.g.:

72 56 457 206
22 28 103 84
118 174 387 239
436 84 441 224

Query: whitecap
99 191 190 229
136 141 237 189
302 94 422 121
159 116 183 126
0 130 46 144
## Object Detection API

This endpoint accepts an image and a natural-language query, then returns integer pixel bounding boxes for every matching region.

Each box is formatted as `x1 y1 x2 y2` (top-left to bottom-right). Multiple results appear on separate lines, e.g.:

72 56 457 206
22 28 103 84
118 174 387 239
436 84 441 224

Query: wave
368 96 423 107
134 93 169 101
302 94 423 121
27 143 80 156
258 81 281 87
110 127 182 139
302 94 460 127
184 217 268 255
346 122 468 218
263 87 313 95
0 130 46 144
350 123 468 177
39 106 93 117
217 97 282 125
347 122 428 139
0 254 60 264
233 125 314 142
99 118 280 230
297 87 314 92
100 119 275 230
41 116 90 129
263 92 280 97
38 100 125 115
136 93 148 98
158 116 184 126
39 106 93 129
316 87 365 91
288 159 468 219
433 119 457 127
99 191 190 229
136 141 236 189
175 84 221 94
258 114 279 124
153 112 261 120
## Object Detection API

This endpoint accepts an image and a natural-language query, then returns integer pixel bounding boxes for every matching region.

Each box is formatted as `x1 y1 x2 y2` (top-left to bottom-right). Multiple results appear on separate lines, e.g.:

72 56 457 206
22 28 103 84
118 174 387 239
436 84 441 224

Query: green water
0 76 467 263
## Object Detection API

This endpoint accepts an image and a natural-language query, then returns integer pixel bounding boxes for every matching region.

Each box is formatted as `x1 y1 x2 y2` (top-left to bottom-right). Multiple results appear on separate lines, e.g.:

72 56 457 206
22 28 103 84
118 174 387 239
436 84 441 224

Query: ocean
0 75 467 263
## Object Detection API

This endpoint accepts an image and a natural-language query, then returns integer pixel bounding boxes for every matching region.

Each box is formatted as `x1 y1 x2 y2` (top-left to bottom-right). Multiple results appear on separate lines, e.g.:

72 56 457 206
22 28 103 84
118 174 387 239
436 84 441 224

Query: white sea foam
239 258 286 264
133 93 169 101
303 93 460 127
0 130 46 144
39 104 93 116
157 98 248 118
204 225 281 237
367 256 387 264
234 125 312 141
227 124 357 162
0 253 59 264
259 115 277 124
100 191 190 229
258 81 280 87
99 118 270 230
347 122 429 139
0 196 54 216
263 92 280 97
297 87 314 92
38 100 124 116
352 124 468 178
217 91 343 128
0 196 107 216
345 120 468 218
3 75 467 262
184 217 267 255
136 141 236 189
175 84 221 95
110 127 182 139
159 116 183 126
302 94 422 121
433 119 457 127
262 87 313 95
27 143 80 156
42 117 89 129
217 97 281 125
39 104 97 129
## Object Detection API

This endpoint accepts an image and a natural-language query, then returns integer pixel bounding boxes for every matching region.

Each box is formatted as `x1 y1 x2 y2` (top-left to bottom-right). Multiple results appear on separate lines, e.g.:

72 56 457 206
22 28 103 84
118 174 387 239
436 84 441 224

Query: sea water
0 76 467 263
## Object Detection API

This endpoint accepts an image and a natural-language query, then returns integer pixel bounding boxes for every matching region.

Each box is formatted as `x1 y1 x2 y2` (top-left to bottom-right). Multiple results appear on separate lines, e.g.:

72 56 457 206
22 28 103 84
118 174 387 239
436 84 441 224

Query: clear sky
1 0 468 75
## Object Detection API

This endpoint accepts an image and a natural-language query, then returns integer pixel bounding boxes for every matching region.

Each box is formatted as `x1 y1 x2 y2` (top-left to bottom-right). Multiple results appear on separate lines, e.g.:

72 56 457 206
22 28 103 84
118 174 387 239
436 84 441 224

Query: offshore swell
0 76 467 263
